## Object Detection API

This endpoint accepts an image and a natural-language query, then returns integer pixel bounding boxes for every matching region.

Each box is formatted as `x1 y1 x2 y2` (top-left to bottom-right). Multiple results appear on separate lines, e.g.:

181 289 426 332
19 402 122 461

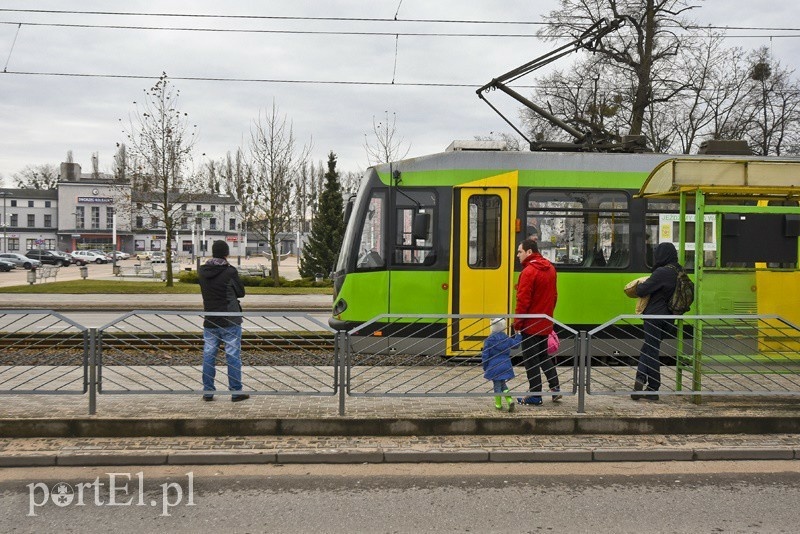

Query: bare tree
112 143 128 182
12 164 59 189
534 0 700 139
249 101 310 284
340 170 363 197
745 47 800 156
363 111 411 165
220 148 256 256
119 72 198 286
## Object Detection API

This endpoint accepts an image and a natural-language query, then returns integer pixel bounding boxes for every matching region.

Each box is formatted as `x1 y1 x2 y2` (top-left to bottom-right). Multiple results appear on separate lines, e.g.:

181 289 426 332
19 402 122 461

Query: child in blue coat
482 318 521 412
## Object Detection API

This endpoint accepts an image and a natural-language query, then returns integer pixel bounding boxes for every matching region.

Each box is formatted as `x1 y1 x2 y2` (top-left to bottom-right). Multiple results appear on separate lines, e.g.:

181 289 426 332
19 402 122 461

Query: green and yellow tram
329 146 800 355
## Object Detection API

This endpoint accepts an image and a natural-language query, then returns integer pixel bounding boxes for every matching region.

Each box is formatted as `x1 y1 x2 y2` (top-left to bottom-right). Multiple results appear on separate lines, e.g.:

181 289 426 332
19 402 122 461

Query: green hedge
178 270 332 288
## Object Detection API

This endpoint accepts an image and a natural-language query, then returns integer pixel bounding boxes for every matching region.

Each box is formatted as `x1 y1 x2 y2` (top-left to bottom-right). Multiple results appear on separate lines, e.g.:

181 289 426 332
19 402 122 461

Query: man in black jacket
631 242 681 401
199 240 248 402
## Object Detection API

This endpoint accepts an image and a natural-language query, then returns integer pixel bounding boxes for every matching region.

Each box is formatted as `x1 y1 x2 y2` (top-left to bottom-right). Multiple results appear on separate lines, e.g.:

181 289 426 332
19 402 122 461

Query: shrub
178 270 199 284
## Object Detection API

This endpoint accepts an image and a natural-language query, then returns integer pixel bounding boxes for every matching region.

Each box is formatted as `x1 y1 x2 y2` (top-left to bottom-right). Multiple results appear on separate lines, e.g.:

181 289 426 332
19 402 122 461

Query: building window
151 203 157 209
229 218 236 231
44 214 52 227
196 205 202 212
210 205 216 212
8 238 19 251
210 218 217 230
75 206 85 229
181 203 187 210
26 238 37 249
45 201 51 208
27 214 35 227
136 203 143 210
136 216 143 229
180 217 188 230
10 200 16 207
106 206 114 229
10 214 18 227
230 205 235 212
91 206 100 229
151 216 158 228
28 200 34 208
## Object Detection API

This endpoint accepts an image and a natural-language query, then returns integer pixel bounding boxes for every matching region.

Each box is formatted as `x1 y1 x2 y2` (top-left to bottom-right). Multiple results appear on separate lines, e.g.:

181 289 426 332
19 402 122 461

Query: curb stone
0 447 798 467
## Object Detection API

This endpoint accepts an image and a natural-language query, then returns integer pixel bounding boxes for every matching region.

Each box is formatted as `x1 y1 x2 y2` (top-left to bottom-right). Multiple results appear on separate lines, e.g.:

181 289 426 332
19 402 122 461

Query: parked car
109 251 131 260
0 252 42 270
150 251 166 263
68 252 87 266
85 249 114 261
135 251 152 261
71 250 109 264
26 249 72 267
0 259 14 272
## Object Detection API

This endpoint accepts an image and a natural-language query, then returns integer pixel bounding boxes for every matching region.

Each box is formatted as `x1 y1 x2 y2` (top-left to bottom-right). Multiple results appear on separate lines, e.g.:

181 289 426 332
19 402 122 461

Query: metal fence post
577 330 587 414
88 327 97 415
337 330 348 416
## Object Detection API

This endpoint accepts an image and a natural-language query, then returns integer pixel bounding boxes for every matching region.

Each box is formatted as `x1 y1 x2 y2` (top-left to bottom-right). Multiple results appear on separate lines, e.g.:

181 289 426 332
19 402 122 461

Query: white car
110 251 131 260
71 250 109 264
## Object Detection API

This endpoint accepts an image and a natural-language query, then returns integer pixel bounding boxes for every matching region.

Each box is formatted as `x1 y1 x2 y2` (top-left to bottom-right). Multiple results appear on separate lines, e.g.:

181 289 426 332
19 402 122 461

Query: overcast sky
1 0 798 185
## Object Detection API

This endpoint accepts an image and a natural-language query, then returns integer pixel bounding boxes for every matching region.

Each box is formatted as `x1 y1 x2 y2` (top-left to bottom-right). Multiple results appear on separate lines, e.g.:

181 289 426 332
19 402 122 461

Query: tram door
447 182 515 356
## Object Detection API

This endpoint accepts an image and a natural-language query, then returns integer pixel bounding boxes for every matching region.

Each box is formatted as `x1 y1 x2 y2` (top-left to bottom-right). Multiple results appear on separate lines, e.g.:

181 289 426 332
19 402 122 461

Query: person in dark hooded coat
632 241 681 400
198 240 248 402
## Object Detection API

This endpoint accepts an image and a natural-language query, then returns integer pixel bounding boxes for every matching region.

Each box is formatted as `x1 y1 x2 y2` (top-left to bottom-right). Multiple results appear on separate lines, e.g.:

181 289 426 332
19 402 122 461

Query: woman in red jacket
513 238 561 406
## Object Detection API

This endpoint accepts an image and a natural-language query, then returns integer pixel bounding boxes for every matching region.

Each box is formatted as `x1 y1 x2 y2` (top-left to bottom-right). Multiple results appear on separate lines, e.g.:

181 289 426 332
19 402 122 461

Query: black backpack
667 264 694 314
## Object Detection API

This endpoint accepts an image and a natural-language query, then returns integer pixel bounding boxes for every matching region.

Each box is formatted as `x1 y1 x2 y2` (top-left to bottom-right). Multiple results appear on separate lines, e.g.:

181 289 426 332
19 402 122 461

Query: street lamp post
112 212 118 273
0 191 12 254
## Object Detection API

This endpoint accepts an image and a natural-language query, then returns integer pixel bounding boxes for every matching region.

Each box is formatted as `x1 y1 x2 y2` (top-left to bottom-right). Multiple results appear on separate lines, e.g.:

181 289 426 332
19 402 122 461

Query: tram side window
645 200 718 270
393 189 436 266
526 190 629 268
356 191 386 269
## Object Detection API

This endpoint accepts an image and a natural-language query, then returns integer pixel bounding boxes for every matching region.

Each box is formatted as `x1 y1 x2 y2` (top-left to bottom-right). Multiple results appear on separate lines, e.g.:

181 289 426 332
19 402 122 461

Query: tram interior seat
583 247 606 267
607 248 629 267
358 250 384 268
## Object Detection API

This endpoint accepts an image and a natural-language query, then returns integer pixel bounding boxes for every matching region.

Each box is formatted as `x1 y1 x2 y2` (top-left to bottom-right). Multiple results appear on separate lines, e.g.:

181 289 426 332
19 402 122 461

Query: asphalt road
2 462 799 533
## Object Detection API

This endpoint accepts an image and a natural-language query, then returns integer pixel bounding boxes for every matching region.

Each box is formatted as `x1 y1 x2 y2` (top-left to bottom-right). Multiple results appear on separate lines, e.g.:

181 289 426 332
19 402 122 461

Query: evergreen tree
299 151 345 279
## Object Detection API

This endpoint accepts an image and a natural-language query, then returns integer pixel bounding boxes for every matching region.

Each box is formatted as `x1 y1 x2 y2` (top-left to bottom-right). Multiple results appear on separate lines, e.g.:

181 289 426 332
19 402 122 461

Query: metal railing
587 314 800 400
97 311 338 398
1 310 798 415
0 311 88 395
346 314 578 402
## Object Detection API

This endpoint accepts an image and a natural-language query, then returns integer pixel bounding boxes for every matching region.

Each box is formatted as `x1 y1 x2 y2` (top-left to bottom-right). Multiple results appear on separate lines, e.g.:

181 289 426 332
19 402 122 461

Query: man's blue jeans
202 324 243 393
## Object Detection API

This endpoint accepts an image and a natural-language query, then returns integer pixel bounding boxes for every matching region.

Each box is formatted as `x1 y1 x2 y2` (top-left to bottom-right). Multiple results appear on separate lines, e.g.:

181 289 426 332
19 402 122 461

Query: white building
1 161 244 257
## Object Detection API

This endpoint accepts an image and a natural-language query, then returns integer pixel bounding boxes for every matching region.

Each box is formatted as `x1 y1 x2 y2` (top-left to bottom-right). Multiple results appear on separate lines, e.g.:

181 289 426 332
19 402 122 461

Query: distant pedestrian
513 238 561 406
199 240 248 402
481 318 521 412
631 242 681 401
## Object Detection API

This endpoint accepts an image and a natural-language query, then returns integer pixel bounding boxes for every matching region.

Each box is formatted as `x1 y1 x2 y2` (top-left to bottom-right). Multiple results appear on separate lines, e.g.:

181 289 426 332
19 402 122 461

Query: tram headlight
333 298 347 316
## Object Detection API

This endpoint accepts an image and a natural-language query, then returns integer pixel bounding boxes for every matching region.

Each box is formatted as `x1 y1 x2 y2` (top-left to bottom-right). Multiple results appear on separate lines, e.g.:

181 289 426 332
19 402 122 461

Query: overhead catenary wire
0 8 799 33
0 20 798 39
2 22 20 72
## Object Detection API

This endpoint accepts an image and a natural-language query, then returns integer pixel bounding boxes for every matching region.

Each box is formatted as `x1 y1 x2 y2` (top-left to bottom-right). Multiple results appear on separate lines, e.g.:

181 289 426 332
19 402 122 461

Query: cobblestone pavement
3 391 800 419
1 393 799 466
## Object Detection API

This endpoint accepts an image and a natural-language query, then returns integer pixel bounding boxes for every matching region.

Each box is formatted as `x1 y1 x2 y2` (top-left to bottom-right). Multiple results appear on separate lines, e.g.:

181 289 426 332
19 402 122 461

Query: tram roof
638 157 800 201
